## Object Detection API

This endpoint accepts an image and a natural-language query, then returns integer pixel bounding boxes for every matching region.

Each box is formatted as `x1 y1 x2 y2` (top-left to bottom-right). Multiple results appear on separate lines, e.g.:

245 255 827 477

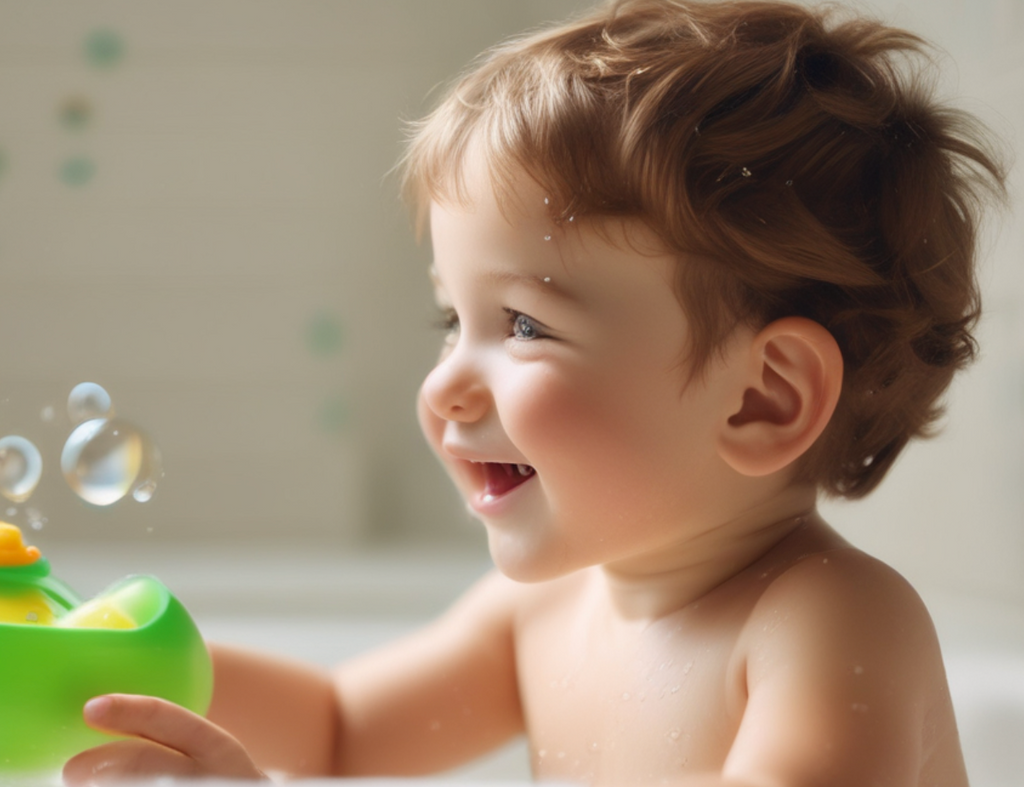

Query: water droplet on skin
543 276 551 282
544 197 549 205
557 752 566 759
538 749 547 758
61 418 162 506
568 216 575 222
67 382 113 425
544 235 552 241
589 742 599 752
669 729 681 740
0 436 43 503
862 455 874 466
670 685 680 693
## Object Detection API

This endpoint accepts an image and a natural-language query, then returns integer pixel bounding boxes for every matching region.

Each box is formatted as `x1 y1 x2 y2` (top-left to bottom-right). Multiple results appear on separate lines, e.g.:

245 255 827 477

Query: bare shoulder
725 541 967 787
748 545 937 653
742 544 943 687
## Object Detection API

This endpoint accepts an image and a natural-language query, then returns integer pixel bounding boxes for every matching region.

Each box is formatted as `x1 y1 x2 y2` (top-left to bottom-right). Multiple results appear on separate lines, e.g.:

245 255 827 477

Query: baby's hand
63 694 267 784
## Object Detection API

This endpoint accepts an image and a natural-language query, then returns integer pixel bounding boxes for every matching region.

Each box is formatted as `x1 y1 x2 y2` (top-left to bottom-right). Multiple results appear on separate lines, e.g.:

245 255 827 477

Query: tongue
483 463 535 496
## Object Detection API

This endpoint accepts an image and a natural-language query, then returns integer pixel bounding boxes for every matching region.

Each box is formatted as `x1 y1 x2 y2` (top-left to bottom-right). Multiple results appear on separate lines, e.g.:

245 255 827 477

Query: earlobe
717 317 843 477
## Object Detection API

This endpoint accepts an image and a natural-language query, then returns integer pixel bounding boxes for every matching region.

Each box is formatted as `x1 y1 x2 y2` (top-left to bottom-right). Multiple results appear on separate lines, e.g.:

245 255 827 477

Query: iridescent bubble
67 382 113 425
0 436 43 504
61 418 161 506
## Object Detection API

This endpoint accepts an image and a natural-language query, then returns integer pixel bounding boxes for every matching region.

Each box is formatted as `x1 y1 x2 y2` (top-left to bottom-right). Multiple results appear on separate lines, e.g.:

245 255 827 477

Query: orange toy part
0 523 41 567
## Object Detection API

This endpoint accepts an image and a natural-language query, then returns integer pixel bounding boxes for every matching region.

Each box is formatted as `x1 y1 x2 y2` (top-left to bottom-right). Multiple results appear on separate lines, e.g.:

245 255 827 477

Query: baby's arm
717 550 963 787
64 570 524 783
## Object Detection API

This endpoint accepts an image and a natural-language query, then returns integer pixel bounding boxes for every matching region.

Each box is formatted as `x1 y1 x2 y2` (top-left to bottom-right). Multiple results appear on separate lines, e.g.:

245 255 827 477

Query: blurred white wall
0 1 1020 604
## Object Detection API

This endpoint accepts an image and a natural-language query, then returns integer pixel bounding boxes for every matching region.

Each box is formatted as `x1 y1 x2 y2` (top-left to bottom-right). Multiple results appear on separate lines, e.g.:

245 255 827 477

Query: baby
63 1 1006 785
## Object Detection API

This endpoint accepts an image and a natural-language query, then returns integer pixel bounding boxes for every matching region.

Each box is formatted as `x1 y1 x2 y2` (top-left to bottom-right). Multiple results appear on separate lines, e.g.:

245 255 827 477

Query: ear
717 317 843 477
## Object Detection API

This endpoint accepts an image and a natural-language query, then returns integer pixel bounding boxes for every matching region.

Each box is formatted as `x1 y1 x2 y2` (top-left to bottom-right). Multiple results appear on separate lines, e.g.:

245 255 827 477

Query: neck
598 484 821 621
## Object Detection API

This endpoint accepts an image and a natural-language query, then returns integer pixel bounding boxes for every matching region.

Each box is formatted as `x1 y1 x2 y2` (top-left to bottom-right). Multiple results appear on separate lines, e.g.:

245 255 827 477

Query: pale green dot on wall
305 311 345 357
59 97 93 130
60 156 95 186
316 394 349 436
84 29 125 68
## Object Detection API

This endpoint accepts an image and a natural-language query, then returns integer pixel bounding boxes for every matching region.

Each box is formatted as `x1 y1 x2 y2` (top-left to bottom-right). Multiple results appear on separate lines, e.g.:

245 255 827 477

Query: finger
63 739 199 786
82 694 265 778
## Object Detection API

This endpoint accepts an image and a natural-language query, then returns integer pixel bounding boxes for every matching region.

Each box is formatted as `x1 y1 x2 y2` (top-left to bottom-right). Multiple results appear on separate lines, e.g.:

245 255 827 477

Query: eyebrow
480 269 579 302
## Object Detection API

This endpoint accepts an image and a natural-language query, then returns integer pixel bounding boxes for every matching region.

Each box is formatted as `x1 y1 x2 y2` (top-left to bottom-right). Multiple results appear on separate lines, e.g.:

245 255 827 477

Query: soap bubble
0 436 43 503
61 418 162 506
67 382 113 424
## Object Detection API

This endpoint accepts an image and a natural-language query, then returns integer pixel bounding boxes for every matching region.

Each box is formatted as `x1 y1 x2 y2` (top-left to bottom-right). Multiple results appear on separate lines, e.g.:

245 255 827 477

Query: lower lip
469 475 535 516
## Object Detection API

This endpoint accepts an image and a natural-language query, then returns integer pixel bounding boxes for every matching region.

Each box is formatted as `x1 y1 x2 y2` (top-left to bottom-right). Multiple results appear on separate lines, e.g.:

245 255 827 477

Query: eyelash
433 307 545 341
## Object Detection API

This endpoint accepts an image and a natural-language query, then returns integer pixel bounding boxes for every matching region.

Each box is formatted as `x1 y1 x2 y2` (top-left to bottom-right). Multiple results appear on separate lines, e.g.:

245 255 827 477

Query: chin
485 528 574 585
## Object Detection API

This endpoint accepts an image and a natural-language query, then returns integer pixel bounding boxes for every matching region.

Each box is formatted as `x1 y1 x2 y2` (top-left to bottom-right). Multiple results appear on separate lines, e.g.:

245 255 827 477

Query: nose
420 344 490 423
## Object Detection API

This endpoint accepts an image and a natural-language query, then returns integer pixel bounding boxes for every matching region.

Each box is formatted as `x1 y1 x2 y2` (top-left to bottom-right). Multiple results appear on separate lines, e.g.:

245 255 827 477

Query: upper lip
441 442 531 467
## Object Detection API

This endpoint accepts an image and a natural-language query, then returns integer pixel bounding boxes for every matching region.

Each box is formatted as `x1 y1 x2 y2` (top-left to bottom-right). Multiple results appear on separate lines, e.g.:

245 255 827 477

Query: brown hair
402 0 1007 498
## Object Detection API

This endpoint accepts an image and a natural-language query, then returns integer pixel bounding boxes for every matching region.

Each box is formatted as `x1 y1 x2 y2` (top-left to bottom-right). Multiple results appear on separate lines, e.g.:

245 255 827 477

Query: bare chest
516 609 748 784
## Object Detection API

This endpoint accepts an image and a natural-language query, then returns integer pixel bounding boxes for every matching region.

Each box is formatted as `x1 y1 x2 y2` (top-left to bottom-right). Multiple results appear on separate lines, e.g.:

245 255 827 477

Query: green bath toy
0 522 212 773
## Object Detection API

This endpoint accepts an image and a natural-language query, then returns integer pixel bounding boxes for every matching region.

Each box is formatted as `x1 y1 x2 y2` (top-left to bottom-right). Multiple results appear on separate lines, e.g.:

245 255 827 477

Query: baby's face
418 162 742 582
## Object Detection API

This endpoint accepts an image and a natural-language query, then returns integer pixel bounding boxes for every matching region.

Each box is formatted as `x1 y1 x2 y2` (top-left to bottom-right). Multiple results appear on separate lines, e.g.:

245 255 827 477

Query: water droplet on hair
0 436 43 503
785 179 794 186
741 167 752 177
67 382 113 424
862 455 874 467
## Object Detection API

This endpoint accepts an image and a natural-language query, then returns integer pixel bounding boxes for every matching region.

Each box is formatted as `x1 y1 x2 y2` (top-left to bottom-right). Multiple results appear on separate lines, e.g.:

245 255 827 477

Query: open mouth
480 462 535 499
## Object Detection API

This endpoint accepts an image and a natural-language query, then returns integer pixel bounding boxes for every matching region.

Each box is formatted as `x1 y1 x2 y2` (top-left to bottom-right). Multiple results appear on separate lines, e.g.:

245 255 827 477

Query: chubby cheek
506 367 640 491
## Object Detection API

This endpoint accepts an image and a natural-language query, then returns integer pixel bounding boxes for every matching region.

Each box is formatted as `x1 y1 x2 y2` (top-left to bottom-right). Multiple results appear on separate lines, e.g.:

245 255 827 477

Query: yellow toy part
0 522 41 566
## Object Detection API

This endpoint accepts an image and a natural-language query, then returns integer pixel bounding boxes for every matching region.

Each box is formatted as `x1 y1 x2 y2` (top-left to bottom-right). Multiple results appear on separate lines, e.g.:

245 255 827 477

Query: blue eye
511 312 540 341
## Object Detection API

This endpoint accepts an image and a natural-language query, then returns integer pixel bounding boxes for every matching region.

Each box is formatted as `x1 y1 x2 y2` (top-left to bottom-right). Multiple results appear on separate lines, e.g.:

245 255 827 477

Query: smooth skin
63 155 968 786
